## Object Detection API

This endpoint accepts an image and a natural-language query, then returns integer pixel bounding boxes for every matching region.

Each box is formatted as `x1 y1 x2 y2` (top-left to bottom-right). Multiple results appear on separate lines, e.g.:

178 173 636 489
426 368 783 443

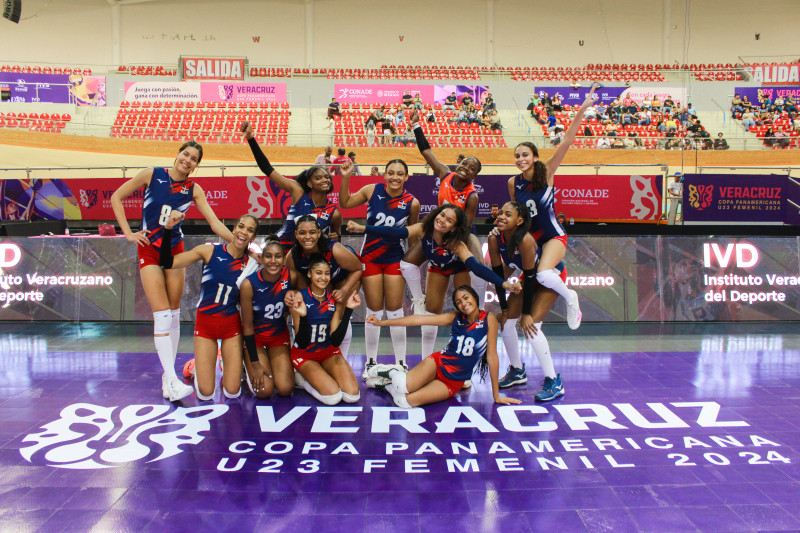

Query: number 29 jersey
141 167 194 250
247 266 291 336
438 310 489 381
361 183 415 264
513 174 566 247
197 244 248 317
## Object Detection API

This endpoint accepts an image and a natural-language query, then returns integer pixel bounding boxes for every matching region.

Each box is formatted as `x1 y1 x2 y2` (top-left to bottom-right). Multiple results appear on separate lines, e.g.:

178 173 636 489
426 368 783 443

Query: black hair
178 140 203 163
450 285 489 381
502 201 531 258
491 204 498 208
421 204 470 247
306 253 331 276
294 166 330 194
384 158 408 174
261 233 283 256
236 214 260 233
338 148 346 156
462 156 482 174
292 214 331 256
516 141 548 189
348 152 356 158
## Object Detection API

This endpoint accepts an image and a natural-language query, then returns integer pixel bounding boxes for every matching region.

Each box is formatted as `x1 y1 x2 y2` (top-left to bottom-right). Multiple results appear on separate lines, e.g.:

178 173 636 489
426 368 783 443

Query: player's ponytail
517 141 548 189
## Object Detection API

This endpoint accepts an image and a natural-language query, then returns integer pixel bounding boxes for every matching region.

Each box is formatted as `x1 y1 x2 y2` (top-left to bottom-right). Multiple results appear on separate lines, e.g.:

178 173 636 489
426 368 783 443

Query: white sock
530 322 556 379
385 383 411 409
341 391 360 403
470 273 488 308
400 260 424 300
169 308 181 359
422 318 437 358
501 318 522 368
338 322 353 357
365 308 383 364
536 268 573 302
153 310 176 379
302 380 342 405
389 368 408 394
385 308 407 366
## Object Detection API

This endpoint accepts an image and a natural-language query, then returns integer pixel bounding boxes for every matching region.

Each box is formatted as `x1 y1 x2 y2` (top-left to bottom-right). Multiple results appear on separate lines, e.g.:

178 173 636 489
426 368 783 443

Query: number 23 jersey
247 266 291 336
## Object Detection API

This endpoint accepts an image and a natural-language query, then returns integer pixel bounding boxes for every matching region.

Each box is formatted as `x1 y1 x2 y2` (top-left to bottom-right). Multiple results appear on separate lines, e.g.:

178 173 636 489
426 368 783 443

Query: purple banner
534 86 687 107
734 86 800 104
787 178 800 226
0 73 105 105
682 174 786 223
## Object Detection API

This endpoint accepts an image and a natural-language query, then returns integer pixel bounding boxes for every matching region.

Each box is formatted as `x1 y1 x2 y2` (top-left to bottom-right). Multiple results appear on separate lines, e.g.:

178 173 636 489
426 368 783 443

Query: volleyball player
241 121 341 249
364 285 521 408
509 83 600 330
338 158 420 376
286 256 361 405
240 235 296 398
110 140 234 402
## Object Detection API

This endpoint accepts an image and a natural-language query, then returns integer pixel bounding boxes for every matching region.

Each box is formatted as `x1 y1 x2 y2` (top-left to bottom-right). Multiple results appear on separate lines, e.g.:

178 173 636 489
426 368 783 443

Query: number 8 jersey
141 167 194 250
439 310 489 381
197 244 248 316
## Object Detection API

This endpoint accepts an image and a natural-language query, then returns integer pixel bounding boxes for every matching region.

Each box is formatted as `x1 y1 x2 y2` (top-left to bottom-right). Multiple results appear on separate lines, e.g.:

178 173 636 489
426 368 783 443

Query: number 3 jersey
513 174 566 247
293 288 337 351
247 266 291 336
197 244 249 317
438 310 489 381
361 183 415 264
141 167 194 250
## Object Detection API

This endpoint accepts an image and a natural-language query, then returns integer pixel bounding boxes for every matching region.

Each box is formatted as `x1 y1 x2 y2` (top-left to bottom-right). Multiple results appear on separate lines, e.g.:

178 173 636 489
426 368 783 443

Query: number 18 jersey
439 310 489 381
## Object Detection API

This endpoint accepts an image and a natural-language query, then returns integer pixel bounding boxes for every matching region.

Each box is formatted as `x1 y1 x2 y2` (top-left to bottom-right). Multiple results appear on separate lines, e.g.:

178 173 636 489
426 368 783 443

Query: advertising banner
0 73 106 105
533 86 688 107
181 57 245 80
333 85 489 106
788 178 800 226
744 63 800 85
733 86 800 103
682 174 785 222
123 81 287 104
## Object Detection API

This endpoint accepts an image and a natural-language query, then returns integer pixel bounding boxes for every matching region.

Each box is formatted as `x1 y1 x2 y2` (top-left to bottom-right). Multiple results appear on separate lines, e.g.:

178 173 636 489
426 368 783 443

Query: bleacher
0 112 72 133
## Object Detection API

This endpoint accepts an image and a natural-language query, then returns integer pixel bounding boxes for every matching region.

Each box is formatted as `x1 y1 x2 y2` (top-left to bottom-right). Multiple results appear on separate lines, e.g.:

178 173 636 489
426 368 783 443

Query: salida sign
181 57 245 80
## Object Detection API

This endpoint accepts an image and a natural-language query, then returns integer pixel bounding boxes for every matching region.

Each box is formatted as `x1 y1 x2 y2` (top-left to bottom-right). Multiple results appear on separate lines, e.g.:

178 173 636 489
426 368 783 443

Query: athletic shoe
365 376 390 389
566 289 582 330
162 374 194 402
498 364 527 388
411 296 426 315
535 374 564 402
462 380 472 389
395 360 409 373
361 360 377 381
366 363 403 380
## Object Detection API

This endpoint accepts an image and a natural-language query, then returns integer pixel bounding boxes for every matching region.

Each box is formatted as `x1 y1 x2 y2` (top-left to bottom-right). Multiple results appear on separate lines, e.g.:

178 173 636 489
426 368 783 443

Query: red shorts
138 241 185 269
427 262 466 276
427 351 466 398
194 312 242 341
362 260 402 278
291 345 340 369
255 330 291 350
550 234 568 248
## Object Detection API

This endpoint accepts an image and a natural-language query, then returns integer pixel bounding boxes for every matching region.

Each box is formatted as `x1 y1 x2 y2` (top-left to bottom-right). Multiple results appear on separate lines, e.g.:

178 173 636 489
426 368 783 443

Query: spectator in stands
461 93 474 108
731 94 744 117
328 98 342 120
398 124 415 146
641 95 652 110
331 148 350 174
424 109 436 123
488 109 503 131
611 137 626 149
348 152 362 175
315 146 333 169
774 130 790 148
677 106 690 128
551 94 563 112
484 204 500 225
366 105 386 126
413 93 424 110
741 110 757 131
370 166 380 176
604 122 618 137
687 119 708 138
714 132 729 150
556 212 567 226
402 90 414 109
741 95 753 112
667 173 683 223
483 92 496 112
456 108 469 126
784 95 798 116
444 92 457 111
393 110 405 129
663 95 675 114
664 137 680 150
365 121 376 146
774 95 785 113
527 95 539 117
541 92 553 113
686 103 697 120
550 126 564 146
637 109 652 125
651 96 662 113
549 117 564 133
584 104 598 120
627 130 642 148
467 107 481 126
596 136 611 149
621 109 634 125
763 126 777 147
381 119 397 146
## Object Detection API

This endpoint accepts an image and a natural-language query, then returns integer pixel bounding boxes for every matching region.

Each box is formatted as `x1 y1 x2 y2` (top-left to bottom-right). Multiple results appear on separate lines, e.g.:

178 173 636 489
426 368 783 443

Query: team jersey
497 232 523 271
513 174 566 247
141 167 194 249
438 172 477 210
291 242 357 284
276 193 337 246
422 234 466 275
361 183 415 264
197 244 248 316
247 266 291 337
439 310 490 381
293 287 338 351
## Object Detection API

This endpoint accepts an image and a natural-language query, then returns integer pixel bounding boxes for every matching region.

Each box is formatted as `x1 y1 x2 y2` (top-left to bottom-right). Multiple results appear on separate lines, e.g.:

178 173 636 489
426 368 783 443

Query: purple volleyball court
1 322 799 532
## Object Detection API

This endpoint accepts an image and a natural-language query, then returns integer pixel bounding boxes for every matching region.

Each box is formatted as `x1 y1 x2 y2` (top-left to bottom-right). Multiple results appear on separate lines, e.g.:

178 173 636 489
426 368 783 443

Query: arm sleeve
247 137 275 177
521 267 537 315
244 334 259 363
159 229 174 269
364 225 409 239
492 265 508 310
293 315 311 349
464 256 505 286
413 124 431 152
329 308 354 347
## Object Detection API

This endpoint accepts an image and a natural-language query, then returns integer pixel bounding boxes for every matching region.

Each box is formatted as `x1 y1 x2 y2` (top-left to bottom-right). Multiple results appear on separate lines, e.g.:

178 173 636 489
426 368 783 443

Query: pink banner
334 84 434 103
124 82 286 103
554 175 663 221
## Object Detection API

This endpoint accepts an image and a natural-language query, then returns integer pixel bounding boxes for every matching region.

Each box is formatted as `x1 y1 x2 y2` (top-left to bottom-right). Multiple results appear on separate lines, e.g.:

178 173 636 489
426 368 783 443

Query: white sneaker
365 376 390 389
163 374 193 402
566 289 582 330
462 380 472 389
411 296 426 315
361 360 376 381
367 364 403 380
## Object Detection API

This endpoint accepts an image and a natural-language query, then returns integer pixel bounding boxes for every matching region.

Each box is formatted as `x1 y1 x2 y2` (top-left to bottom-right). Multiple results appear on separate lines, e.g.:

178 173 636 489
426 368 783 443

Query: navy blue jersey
497 232 523 271
247 266 291 336
141 167 194 249
291 242 357 284
422 234 466 275
361 183 415 264
197 244 248 316
276 193 337 247
293 287 338 351
512 174 566 247
439 310 490 381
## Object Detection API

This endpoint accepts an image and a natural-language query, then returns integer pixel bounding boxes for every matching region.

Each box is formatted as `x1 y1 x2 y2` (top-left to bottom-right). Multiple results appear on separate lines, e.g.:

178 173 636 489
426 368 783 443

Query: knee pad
536 268 562 289
223 386 242 399
318 390 343 405
385 308 404 320
194 376 215 401
170 308 180 330
153 310 172 335
341 391 360 403
391 369 408 394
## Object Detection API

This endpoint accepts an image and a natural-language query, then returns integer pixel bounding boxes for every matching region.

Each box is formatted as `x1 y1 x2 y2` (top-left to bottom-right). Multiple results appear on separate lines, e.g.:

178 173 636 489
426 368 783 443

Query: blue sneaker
498 364 527 388
535 374 564 401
